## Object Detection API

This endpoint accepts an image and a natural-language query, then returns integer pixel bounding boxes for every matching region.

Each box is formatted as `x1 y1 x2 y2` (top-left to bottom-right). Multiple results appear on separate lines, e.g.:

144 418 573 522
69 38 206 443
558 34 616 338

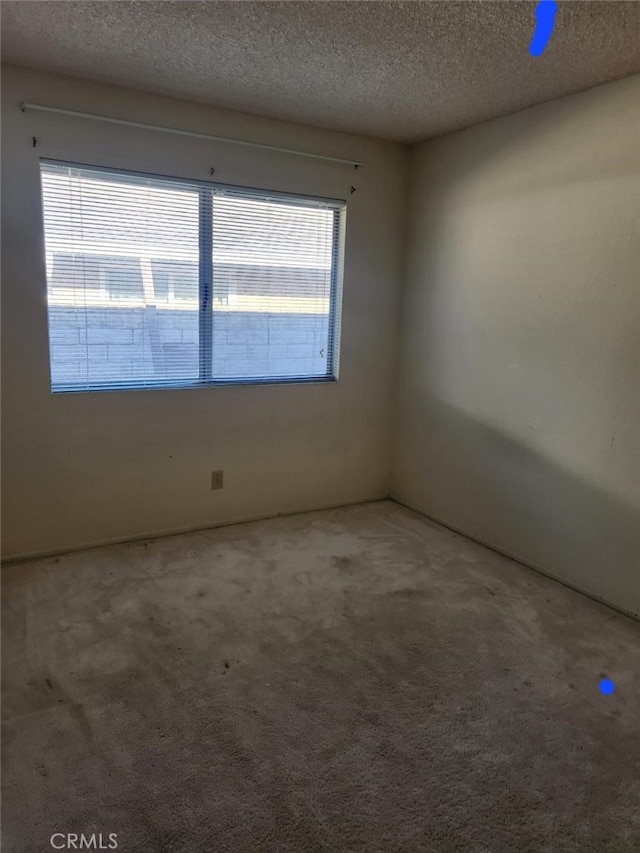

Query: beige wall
1 66 407 559
4 65 639 619
392 75 640 617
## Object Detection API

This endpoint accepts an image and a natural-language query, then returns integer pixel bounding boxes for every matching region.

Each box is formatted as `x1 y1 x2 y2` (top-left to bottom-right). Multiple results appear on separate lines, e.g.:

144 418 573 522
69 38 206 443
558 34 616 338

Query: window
40 161 345 392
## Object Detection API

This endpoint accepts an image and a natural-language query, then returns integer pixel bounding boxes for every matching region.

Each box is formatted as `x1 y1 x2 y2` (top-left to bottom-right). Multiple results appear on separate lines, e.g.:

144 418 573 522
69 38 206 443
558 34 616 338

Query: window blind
40 161 344 392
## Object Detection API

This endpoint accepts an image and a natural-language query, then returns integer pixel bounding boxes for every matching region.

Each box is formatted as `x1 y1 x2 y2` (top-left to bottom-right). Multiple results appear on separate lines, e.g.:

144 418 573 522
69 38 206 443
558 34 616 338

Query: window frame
41 159 346 394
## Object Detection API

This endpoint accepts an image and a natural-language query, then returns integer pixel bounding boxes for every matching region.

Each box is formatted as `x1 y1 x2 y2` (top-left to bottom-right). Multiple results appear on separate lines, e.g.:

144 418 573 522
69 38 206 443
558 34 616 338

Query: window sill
50 374 338 395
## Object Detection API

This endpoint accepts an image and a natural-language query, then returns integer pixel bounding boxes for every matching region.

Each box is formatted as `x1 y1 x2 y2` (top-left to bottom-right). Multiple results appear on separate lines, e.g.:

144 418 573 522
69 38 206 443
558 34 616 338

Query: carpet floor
2 500 640 852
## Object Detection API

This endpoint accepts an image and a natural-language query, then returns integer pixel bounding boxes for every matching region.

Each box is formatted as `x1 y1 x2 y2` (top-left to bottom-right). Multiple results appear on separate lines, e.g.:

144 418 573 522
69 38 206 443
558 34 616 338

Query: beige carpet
2 500 639 852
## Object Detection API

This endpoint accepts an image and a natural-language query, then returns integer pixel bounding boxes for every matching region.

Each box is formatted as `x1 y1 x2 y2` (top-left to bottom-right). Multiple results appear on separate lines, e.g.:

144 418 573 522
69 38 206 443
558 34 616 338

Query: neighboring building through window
40 161 345 391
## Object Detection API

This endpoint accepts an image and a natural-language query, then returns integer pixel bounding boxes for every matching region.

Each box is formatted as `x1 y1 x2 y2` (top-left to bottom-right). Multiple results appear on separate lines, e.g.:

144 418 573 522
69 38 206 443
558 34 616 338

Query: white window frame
41 160 346 393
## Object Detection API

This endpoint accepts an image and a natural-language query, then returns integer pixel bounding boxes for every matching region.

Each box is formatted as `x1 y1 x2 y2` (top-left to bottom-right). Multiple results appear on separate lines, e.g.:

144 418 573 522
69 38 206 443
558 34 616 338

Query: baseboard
1 494 391 566
389 494 639 623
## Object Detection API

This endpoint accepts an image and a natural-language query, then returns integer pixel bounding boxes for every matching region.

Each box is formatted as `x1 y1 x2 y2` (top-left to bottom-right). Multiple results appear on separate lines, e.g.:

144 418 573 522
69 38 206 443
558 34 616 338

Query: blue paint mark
599 678 616 696
530 0 558 56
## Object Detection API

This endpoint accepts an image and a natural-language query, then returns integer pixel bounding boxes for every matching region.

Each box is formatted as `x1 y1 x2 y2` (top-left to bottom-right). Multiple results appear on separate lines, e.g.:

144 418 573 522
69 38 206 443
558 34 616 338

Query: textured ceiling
2 1 640 143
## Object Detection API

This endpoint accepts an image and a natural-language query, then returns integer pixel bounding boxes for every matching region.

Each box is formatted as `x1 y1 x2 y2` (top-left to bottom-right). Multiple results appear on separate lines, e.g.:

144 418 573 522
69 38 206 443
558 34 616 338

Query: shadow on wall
392 392 640 619
394 78 640 618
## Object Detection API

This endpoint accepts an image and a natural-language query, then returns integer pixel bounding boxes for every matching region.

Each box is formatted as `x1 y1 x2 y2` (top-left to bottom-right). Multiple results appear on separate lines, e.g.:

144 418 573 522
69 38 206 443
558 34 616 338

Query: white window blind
40 161 344 392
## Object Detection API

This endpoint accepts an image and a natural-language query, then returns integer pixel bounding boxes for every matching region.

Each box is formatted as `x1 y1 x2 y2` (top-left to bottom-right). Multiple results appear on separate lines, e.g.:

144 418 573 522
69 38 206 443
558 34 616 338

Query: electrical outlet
211 470 224 490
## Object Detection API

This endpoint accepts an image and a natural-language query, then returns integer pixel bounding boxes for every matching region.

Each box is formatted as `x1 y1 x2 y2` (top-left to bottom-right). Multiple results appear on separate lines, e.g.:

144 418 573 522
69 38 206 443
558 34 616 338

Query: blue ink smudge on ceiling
530 0 559 57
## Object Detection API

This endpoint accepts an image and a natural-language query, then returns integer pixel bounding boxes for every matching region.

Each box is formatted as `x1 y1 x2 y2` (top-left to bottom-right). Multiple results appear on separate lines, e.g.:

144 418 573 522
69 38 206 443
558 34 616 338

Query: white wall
5 65 638 620
393 75 640 617
1 66 407 559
